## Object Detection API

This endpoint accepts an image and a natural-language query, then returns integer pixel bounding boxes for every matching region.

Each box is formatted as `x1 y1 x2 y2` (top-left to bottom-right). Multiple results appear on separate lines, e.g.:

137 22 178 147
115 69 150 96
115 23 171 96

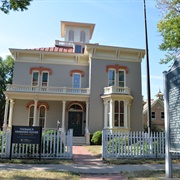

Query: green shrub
91 131 102 145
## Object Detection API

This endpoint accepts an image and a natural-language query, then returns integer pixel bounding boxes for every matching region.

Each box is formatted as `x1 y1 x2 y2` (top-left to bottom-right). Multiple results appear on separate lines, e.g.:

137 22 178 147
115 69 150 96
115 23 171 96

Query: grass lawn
0 158 74 164
123 170 180 179
0 171 80 180
84 145 180 165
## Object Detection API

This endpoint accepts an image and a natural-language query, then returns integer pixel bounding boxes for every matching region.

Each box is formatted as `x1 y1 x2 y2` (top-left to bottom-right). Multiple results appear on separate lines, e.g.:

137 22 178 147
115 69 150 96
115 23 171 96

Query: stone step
73 136 86 145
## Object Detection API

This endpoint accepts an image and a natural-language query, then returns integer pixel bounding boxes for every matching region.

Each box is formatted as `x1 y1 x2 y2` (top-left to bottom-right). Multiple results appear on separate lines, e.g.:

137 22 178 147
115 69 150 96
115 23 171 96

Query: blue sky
0 0 170 99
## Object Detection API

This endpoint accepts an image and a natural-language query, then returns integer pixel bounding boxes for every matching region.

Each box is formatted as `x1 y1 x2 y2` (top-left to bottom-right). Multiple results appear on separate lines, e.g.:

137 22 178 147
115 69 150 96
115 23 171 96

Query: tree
0 0 32 14
156 0 180 64
0 56 14 129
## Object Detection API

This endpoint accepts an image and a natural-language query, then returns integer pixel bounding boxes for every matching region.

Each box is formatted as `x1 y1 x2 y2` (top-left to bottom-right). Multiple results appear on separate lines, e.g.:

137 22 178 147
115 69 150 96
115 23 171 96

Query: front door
68 112 82 136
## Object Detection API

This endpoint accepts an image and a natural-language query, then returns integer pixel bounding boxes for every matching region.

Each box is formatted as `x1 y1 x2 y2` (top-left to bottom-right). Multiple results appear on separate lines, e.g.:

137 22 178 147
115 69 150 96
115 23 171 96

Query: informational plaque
166 66 180 152
12 126 42 144
10 126 42 160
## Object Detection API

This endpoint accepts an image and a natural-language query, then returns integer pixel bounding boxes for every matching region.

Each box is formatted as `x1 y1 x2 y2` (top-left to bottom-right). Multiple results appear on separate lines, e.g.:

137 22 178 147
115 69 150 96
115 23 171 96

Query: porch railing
104 86 131 95
0 129 73 159
6 84 90 95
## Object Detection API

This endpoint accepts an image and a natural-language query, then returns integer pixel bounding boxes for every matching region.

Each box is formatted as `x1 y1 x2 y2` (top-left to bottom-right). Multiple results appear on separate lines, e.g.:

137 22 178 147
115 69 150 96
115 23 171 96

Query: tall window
32 71 39 86
119 70 125 87
32 71 49 87
29 106 34 126
108 70 115 86
69 30 74 42
42 72 48 86
73 73 81 88
39 106 46 127
114 101 124 127
80 31 85 43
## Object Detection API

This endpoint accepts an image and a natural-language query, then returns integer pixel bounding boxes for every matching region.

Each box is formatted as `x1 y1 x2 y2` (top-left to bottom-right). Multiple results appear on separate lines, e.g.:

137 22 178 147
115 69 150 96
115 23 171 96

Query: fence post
69 129 73 158
102 129 105 159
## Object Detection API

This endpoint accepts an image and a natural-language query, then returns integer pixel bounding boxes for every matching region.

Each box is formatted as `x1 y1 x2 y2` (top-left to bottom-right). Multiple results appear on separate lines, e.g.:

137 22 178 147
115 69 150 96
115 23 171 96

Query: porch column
85 101 90 144
62 100 66 132
109 99 114 128
124 100 128 128
104 100 108 128
127 102 131 129
85 101 89 133
8 99 14 128
33 99 38 126
3 97 9 129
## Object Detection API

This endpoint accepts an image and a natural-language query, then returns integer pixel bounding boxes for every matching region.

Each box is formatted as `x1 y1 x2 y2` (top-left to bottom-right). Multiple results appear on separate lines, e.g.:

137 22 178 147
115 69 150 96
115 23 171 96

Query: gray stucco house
3 21 145 144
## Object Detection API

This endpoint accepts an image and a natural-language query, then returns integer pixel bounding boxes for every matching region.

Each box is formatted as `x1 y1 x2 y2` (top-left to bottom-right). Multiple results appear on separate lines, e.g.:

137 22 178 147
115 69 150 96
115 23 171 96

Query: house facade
3 21 145 144
143 91 164 130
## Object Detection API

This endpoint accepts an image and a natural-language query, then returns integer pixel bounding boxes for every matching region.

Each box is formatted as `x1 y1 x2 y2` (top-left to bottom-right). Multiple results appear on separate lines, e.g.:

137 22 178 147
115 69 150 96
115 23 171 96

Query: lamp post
143 0 152 133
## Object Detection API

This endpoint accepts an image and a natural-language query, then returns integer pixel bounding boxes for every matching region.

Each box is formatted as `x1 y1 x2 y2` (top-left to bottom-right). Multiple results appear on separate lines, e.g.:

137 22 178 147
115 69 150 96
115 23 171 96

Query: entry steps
73 136 86 145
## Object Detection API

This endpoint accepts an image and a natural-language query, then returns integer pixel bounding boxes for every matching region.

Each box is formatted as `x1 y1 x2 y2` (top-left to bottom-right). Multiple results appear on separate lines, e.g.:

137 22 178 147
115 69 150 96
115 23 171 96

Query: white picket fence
0 129 73 159
102 130 180 159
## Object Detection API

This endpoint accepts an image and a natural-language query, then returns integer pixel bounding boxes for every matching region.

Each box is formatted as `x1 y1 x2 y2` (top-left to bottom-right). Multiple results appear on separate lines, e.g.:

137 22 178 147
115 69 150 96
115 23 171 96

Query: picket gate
0 129 73 159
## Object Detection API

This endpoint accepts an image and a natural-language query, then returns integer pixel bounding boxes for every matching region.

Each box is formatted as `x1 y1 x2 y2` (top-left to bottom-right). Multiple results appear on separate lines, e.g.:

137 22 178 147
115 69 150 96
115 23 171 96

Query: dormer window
69 30 74 42
74 44 82 53
80 31 86 43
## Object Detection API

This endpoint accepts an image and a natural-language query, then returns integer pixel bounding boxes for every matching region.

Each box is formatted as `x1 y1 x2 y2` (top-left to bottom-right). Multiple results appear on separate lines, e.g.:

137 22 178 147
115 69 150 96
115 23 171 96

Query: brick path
73 146 127 180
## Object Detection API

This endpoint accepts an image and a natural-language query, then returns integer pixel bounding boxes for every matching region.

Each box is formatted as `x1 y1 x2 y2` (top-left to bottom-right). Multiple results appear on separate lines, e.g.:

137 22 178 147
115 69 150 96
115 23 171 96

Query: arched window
69 30 74 42
39 106 46 127
27 102 48 128
29 106 34 126
80 31 85 43
114 101 124 127
69 104 82 111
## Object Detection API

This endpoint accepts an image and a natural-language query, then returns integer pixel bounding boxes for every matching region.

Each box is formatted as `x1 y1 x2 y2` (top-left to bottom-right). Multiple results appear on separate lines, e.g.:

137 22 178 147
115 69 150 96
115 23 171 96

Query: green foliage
0 56 14 129
91 131 102 145
107 137 128 155
0 0 32 14
156 0 180 64
144 124 163 132
42 130 65 156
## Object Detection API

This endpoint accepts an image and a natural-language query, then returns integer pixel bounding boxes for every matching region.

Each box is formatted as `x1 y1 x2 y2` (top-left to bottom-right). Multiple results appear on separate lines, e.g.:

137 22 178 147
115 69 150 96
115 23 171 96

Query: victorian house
3 21 145 144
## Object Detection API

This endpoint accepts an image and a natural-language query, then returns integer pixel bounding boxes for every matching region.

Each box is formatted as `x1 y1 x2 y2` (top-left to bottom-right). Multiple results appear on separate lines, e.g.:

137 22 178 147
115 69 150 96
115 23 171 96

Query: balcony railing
6 84 90 95
104 86 131 95
55 40 85 47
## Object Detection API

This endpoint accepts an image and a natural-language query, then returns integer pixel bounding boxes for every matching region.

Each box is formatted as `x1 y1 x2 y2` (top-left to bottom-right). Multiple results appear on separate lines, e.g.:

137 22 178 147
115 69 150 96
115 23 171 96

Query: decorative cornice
26 101 49 110
70 70 84 77
30 66 52 75
106 64 128 73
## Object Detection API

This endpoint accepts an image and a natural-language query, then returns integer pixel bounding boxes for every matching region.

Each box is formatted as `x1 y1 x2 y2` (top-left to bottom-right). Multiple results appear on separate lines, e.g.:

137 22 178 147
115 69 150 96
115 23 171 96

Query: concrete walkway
73 146 127 179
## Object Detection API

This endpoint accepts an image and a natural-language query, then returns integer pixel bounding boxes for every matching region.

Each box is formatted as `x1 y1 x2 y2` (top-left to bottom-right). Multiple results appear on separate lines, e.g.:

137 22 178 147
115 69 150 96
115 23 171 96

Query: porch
3 86 90 145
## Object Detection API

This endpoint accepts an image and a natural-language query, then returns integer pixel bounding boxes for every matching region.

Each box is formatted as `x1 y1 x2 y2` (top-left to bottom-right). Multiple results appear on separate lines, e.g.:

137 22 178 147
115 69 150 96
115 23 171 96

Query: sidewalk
0 146 179 179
